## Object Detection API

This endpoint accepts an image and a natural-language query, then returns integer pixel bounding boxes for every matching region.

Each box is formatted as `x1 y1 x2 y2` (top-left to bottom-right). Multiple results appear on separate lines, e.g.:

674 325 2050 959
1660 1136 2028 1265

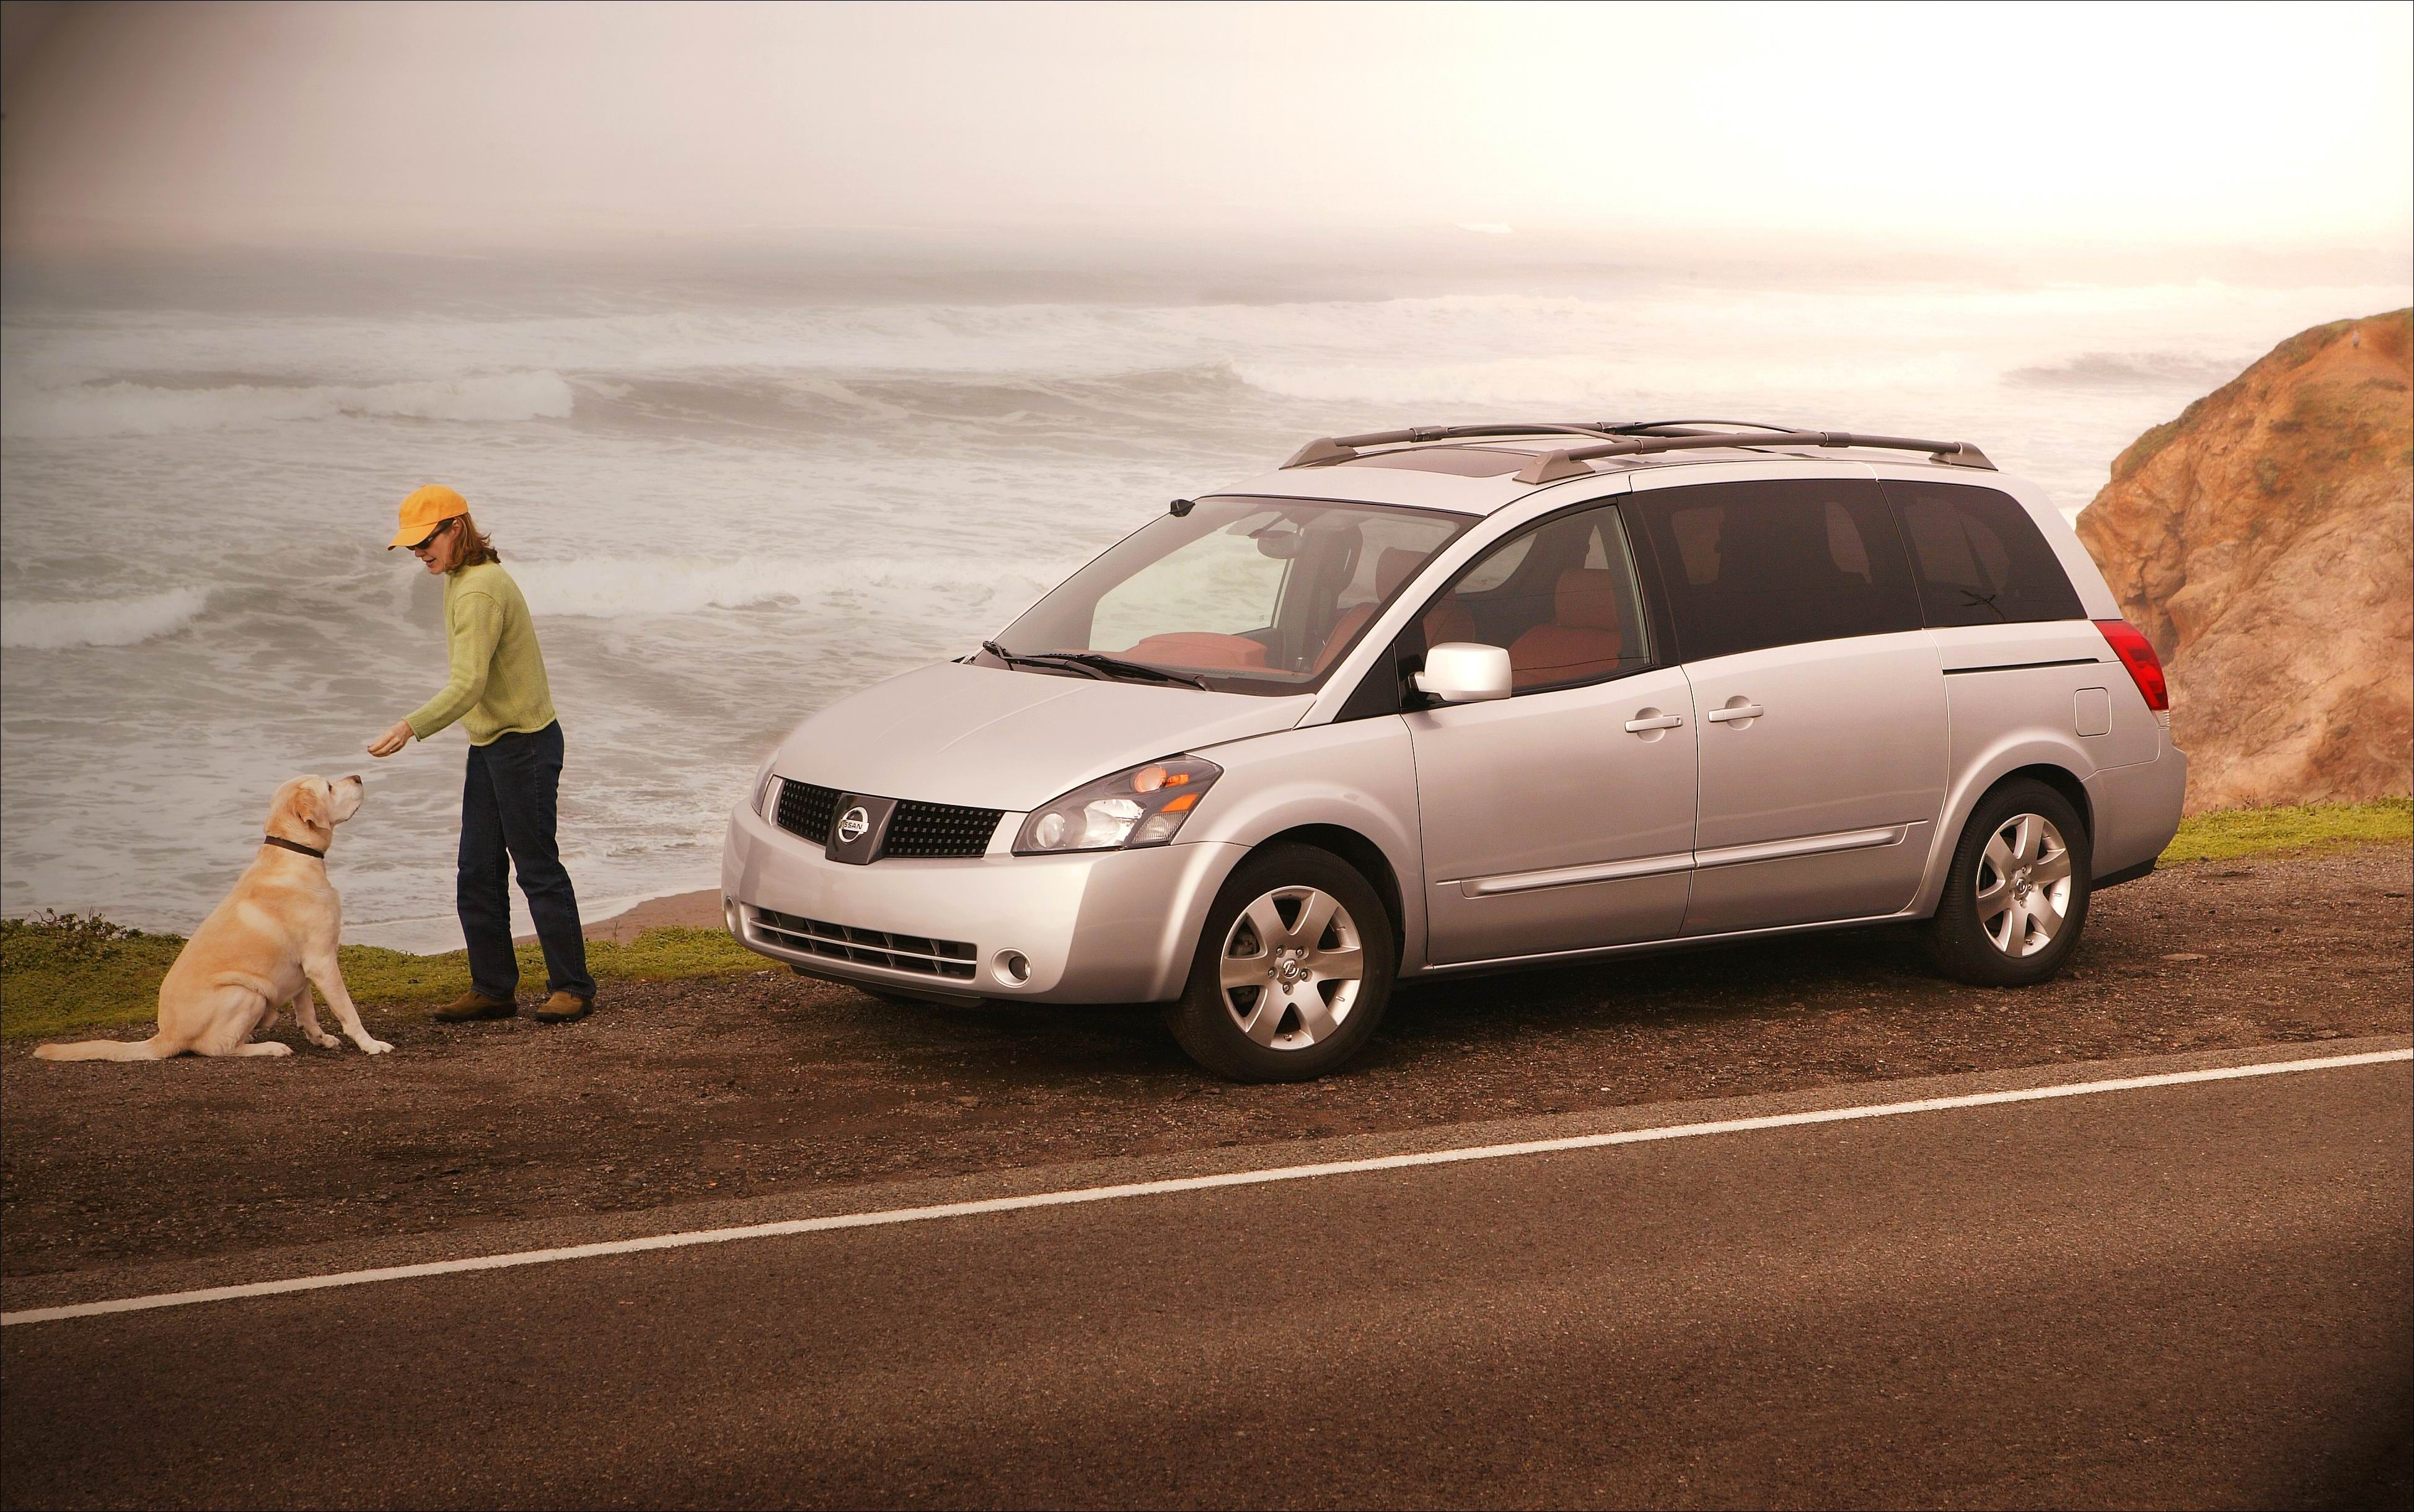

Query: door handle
1704 703 1764 723
1624 714 1685 732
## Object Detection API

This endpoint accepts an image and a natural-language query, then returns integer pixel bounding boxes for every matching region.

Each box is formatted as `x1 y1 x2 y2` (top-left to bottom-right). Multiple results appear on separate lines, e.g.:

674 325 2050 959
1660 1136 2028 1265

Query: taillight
2094 619 2169 713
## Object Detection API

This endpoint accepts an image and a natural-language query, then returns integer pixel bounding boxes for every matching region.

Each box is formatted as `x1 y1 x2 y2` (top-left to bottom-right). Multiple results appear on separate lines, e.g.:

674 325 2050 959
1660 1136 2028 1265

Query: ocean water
3 252 2405 947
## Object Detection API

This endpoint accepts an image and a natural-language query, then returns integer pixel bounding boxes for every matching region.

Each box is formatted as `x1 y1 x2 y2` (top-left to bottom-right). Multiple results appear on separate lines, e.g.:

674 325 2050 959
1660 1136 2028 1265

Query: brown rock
2076 310 2412 813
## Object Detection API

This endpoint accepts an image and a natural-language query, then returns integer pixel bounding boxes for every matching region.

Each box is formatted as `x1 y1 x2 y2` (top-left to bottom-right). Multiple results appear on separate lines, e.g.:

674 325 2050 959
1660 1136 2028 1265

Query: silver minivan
723 422 2185 1080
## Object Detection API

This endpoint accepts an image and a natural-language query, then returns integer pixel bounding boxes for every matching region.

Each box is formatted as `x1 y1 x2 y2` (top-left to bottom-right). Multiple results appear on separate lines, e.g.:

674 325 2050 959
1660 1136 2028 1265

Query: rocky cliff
2076 309 2412 814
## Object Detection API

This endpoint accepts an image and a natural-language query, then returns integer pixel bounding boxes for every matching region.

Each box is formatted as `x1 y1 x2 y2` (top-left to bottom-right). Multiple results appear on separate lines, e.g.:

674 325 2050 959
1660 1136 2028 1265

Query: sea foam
1 587 213 650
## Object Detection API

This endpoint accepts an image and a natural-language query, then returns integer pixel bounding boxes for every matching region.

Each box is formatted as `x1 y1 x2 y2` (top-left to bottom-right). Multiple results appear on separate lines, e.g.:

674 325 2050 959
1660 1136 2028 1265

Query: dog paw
358 1038 395 1056
310 1033 341 1049
261 1042 294 1057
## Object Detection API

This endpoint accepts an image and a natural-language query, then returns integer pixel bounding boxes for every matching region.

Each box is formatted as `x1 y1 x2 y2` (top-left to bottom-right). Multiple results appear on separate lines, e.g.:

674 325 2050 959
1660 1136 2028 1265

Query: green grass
1 917 763 1044
2158 796 2410 867
7 797 2409 1042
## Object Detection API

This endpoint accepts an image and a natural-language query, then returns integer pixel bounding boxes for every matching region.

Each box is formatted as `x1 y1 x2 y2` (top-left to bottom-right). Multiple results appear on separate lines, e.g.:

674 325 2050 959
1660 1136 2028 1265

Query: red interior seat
1507 569 1624 689
1315 547 1437 672
1421 598 1478 648
1119 632 1269 670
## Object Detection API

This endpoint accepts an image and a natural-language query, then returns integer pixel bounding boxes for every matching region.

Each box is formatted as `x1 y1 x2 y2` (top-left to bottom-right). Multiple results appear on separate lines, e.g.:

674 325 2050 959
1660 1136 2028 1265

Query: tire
1163 844 1396 1082
1923 778 2092 987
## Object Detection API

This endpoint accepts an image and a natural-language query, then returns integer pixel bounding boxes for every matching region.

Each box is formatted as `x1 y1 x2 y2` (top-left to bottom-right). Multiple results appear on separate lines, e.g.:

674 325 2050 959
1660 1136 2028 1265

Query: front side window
995 496 1467 694
1629 480 1922 662
1883 481 2084 626
1416 501 1653 692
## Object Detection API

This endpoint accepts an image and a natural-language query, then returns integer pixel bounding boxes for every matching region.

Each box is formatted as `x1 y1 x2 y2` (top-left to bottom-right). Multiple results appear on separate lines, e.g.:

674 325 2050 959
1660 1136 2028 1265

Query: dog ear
266 781 302 835
298 778 333 833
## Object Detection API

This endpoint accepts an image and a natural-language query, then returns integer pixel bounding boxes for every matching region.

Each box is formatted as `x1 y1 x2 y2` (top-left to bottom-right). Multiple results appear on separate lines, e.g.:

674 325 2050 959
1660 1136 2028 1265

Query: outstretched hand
367 721 414 758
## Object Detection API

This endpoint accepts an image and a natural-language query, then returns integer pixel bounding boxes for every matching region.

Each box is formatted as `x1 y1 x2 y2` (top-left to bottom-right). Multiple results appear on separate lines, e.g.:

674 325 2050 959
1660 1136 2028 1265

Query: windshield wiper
981 639 1110 680
1036 651 1212 691
1028 642 1207 685
982 640 1211 690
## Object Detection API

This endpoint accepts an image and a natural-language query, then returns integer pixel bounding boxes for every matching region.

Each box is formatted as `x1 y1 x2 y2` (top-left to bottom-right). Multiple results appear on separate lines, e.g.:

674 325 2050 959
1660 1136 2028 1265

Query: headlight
1015 757 1222 855
750 760 782 817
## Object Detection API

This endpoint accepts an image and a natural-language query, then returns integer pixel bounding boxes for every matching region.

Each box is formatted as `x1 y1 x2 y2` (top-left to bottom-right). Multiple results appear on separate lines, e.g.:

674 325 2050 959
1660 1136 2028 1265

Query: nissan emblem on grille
780 782 1002 861
822 793 897 864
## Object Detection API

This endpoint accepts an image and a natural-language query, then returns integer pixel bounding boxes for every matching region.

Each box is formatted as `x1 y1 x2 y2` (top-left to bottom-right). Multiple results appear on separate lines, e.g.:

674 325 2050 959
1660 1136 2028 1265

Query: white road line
7 1047 2407 1327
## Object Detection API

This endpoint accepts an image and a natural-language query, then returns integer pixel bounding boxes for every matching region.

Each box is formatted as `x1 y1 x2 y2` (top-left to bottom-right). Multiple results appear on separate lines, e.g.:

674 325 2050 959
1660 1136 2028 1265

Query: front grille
771 780 999 859
750 908 977 980
884 799 1004 858
774 781 839 845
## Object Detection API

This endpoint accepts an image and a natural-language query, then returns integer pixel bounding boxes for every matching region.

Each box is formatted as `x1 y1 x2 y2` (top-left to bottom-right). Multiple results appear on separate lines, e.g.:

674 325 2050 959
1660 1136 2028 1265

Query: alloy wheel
1217 885 1365 1050
1976 812 2073 957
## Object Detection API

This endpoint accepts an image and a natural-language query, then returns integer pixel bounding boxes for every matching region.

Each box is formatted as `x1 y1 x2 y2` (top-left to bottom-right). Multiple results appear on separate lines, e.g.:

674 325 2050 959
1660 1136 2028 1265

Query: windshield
992 496 1469 694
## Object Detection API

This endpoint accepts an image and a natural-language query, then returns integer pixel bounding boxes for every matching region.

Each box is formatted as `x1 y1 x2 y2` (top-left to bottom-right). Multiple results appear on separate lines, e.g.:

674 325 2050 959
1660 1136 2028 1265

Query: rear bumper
2086 740 2188 884
2092 856 2158 890
720 801 1241 1003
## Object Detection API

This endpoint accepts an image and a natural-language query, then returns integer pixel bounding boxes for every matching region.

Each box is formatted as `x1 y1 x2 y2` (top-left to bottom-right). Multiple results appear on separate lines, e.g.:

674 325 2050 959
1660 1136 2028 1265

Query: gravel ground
5 845 2407 1281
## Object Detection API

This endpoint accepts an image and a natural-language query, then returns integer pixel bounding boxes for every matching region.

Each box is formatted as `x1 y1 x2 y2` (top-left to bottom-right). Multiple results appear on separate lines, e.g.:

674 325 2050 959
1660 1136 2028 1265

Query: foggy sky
3 0 2409 255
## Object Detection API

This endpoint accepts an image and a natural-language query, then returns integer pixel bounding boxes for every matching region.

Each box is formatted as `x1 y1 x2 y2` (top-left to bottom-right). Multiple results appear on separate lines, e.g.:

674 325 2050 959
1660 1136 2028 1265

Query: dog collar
262 835 327 859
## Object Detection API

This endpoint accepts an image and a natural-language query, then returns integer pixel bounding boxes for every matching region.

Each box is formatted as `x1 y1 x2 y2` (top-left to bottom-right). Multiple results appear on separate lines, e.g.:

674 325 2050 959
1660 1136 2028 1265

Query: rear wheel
1923 779 2091 987
1164 844 1395 1081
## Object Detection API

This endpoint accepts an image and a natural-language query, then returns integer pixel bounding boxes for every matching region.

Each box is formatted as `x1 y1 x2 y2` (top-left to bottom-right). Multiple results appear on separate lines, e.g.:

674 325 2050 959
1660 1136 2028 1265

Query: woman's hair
447 511 500 569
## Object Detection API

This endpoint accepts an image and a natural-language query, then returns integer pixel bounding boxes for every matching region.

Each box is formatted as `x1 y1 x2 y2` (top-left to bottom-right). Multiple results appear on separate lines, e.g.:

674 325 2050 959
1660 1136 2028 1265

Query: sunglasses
408 517 457 553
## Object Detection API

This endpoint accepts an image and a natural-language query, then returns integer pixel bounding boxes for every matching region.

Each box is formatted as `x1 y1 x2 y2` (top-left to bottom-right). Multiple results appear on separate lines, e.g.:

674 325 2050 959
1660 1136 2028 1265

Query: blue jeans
459 722 594 1001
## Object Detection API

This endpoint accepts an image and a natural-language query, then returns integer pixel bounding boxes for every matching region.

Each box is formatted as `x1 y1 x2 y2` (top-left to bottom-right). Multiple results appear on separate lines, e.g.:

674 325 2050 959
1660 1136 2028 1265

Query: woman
368 484 595 1023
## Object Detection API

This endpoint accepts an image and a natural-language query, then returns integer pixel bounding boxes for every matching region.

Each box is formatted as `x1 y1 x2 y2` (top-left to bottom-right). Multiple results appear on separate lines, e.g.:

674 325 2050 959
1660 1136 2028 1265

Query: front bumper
720 800 1243 1003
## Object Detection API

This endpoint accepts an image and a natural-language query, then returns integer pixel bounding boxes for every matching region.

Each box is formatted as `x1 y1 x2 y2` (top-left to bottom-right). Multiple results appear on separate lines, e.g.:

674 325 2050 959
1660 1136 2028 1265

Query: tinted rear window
1882 481 2084 626
1630 479 1922 661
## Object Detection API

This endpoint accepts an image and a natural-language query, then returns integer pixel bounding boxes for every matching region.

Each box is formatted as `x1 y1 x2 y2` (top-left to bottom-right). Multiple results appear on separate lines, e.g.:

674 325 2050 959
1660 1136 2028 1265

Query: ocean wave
2002 351 2250 390
0 292 1866 395
1 587 212 649
508 555 1058 620
9 281 2410 408
575 361 1254 439
0 371 574 439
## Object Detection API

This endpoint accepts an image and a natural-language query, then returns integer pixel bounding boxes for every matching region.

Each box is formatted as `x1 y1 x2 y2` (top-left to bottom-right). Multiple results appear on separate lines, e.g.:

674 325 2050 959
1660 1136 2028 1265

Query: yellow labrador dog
34 775 391 1061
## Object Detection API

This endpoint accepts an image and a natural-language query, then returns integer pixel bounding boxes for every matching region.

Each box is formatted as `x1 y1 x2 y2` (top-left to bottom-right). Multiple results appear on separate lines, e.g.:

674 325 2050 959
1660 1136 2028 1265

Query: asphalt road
4 1053 2408 1510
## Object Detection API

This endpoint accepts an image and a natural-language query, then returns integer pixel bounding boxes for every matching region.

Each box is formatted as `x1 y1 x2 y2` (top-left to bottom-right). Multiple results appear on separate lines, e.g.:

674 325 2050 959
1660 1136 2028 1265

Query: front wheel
1163 844 1395 1082
1923 779 2092 987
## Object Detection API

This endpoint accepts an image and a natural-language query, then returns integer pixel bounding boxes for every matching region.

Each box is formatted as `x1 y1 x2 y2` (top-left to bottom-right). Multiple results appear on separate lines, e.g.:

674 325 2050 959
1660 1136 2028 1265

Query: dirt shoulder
6 845 2407 1283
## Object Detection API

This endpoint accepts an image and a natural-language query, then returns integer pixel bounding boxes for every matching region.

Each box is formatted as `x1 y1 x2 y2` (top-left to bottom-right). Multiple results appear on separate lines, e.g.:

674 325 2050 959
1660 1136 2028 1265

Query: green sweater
405 561 558 746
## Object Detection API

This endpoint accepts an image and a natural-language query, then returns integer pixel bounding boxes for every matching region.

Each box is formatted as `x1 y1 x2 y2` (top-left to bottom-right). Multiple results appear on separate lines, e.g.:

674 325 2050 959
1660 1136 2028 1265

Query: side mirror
1414 642 1512 703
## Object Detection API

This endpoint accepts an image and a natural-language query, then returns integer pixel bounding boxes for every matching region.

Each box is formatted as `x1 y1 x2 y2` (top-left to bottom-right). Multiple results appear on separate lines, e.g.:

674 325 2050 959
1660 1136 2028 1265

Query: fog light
723 895 741 936
993 950 1032 987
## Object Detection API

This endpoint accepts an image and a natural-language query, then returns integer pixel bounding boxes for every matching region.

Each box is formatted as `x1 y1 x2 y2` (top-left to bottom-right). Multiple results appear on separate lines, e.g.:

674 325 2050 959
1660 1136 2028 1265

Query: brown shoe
533 991 592 1023
435 990 517 1022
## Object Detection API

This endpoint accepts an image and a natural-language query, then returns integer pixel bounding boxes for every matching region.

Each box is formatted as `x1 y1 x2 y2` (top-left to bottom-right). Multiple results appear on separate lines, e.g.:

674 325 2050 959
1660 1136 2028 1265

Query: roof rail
1277 417 1962 469
1282 422 1632 468
1510 430 1994 483
1609 418 1806 435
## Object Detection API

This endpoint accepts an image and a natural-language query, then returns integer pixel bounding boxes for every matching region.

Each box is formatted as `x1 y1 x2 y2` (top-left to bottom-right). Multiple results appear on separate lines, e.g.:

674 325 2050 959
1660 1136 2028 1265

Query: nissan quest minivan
722 421 2184 1081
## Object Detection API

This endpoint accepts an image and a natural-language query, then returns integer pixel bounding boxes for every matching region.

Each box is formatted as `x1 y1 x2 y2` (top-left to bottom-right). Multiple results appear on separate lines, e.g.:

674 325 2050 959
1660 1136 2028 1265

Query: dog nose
345 774 363 784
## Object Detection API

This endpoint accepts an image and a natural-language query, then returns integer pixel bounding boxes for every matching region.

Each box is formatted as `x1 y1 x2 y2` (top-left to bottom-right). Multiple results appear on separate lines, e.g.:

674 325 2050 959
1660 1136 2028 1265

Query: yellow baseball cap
388 485 469 549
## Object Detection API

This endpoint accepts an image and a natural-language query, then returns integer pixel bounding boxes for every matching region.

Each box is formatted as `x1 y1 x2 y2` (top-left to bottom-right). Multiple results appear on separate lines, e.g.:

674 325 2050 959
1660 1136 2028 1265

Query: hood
771 661 1314 811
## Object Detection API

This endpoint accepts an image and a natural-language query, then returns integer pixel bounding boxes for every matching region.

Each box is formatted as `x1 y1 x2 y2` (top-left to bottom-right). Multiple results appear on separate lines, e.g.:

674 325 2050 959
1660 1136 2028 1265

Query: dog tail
32 1034 179 1061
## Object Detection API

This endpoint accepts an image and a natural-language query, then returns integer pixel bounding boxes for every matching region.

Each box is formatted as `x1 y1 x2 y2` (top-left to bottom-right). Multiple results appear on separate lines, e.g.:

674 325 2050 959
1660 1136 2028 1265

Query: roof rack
1508 430 1994 483
1282 422 1634 467
1276 419 1993 479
